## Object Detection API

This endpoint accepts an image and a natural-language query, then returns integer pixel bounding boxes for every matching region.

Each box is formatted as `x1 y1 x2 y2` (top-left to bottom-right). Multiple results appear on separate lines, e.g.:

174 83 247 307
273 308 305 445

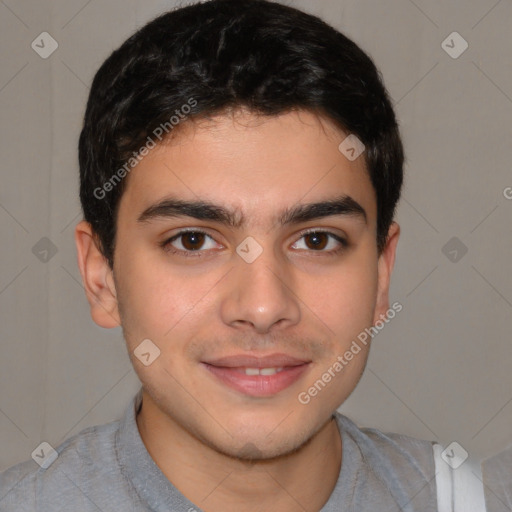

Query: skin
75 109 400 512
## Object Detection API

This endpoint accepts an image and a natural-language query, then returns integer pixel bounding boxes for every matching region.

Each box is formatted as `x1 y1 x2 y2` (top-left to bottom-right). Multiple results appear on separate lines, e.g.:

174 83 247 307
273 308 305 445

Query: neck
136 392 342 512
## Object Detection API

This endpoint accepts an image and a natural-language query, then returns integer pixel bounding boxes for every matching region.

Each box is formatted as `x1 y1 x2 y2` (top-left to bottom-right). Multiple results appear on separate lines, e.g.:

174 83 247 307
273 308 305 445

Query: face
78 109 399 460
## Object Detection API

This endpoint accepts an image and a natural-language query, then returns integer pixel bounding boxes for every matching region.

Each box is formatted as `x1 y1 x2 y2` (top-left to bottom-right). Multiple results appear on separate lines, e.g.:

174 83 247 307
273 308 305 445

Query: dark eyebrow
137 198 245 227
137 195 367 228
278 195 367 226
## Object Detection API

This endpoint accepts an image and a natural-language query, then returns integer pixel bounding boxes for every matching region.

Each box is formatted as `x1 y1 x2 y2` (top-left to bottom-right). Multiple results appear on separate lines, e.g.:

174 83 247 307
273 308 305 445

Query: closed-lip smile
202 353 311 397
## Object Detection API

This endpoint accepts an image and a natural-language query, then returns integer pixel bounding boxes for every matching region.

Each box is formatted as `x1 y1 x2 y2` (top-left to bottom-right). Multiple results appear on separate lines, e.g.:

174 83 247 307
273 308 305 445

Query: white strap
433 443 453 511
433 443 487 512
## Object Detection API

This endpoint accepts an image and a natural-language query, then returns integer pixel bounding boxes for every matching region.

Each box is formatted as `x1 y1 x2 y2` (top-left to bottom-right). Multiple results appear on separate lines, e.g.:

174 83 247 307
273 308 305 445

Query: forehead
118 109 377 226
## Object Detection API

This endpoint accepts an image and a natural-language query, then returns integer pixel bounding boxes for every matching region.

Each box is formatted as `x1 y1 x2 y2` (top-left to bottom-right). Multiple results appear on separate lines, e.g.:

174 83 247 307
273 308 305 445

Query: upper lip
203 353 310 368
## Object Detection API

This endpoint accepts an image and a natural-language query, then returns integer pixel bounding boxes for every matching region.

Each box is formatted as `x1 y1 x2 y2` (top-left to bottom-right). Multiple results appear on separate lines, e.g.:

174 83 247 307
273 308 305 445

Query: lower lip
202 363 310 397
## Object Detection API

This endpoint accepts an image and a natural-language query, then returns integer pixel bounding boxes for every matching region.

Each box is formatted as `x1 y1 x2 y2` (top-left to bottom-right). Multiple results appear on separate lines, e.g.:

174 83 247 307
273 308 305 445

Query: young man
0 0 488 510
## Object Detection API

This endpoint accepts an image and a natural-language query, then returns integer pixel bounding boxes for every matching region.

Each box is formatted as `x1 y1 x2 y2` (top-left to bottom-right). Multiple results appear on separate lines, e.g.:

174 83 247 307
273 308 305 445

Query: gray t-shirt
0 388 438 511
482 446 512 512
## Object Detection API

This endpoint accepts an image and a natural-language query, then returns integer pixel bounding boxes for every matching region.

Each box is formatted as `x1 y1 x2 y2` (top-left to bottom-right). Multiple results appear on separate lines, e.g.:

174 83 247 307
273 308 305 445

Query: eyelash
160 229 349 258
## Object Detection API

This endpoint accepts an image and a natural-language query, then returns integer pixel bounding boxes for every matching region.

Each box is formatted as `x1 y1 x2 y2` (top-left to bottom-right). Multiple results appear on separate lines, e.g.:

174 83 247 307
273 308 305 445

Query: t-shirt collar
116 388 354 511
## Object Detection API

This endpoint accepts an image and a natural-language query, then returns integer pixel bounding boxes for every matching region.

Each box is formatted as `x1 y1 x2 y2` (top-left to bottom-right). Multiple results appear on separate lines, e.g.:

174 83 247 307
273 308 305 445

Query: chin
198 415 323 463
211 433 306 463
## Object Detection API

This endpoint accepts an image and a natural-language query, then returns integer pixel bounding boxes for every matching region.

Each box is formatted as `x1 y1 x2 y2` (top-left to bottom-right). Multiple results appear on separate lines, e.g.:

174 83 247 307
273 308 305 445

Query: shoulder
482 445 512 512
334 412 436 467
0 420 122 511
333 411 437 508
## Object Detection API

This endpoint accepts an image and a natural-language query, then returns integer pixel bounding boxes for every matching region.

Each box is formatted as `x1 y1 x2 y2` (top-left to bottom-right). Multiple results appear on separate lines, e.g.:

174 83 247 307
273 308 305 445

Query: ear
373 221 400 325
74 220 121 328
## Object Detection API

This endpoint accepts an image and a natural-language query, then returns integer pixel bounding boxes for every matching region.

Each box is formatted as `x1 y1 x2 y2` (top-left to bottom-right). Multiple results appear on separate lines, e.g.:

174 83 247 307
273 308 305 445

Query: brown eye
303 232 329 250
161 230 220 257
180 232 206 251
291 231 348 255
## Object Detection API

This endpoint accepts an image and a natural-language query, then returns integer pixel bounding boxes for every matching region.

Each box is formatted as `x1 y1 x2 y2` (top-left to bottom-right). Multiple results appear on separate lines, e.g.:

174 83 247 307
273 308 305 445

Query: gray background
1 0 511 474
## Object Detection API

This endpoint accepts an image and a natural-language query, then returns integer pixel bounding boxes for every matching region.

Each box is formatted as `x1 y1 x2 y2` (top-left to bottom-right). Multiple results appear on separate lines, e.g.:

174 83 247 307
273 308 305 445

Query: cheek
115 249 219 349
311 252 378 342
114 253 180 346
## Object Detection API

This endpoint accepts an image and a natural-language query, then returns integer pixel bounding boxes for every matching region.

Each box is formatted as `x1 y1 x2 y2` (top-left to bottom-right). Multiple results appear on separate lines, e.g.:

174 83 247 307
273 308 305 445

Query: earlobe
74 220 121 328
373 221 400 325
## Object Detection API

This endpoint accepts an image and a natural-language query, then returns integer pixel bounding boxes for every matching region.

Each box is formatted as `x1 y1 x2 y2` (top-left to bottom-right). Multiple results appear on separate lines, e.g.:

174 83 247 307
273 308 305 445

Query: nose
220 248 301 334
